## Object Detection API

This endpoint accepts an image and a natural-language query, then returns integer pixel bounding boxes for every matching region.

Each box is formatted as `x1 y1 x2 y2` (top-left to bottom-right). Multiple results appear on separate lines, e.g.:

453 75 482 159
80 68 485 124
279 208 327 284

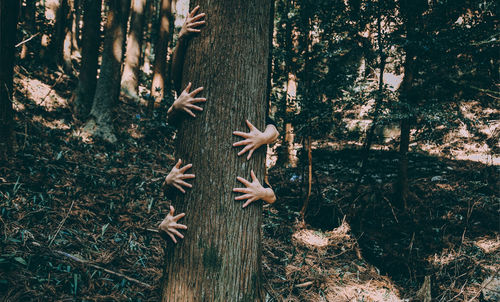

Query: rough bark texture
150 0 173 109
82 0 130 143
121 0 148 98
73 0 102 119
50 0 71 70
161 1 272 301
0 0 20 161
20 0 36 60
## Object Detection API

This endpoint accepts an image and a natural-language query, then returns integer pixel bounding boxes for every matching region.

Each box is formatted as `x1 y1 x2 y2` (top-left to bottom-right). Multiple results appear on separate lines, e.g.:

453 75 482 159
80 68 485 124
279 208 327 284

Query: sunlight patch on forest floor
15 74 68 111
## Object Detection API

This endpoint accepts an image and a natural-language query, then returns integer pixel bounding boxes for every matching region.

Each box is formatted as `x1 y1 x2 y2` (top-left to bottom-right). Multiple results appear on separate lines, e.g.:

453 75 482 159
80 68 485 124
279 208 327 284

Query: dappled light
0 0 497 301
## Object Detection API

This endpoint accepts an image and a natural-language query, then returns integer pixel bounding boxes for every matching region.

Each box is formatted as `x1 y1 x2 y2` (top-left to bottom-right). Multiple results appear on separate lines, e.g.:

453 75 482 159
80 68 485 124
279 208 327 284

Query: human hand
233 170 276 208
233 120 268 160
164 159 195 193
179 5 206 38
159 206 187 243
169 82 206 117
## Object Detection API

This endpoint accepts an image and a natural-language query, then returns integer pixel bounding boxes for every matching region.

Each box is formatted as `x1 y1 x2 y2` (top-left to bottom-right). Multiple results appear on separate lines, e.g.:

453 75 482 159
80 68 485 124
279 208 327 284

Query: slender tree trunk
72 0 102 119
49 0 72 70
300 136 313 221
395 0 426 208
70 0 81 58
0 0 20 161
142 0 154 75
20 0 36 60
40 0 60 61
82 0 130 143
161 0 273 300
121 0 148 98
352 12 386 194
150 0 173 110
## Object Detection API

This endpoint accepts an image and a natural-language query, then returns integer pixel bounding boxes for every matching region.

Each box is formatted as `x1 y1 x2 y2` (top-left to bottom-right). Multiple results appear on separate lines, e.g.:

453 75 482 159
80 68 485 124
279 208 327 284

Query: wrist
262 188 276 204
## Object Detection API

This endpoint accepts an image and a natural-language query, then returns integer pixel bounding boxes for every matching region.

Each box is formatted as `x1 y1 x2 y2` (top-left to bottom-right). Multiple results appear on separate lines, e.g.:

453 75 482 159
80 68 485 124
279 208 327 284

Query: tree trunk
161 0 273 300
70 0 81 58
50 0 72 71
395 0 426 208
0 0 20 161
150 0 173 110
121 0 148 99
300 136 313 221
142 0 154 75
352 12 386 194
20 0 36 60
72 0 102 120
82 0 130 143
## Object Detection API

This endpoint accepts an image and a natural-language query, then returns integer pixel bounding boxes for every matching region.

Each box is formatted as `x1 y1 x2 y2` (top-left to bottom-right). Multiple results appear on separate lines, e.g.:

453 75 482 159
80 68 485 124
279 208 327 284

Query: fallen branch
48 199 75 247
15 33 40 48
31 241 153 289
294 281 313 288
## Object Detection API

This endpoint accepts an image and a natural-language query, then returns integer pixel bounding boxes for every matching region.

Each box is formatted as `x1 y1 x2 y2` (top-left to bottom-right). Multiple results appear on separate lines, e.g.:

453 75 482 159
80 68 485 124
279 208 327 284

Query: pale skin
159 206 187 244
233 120 279 160
167 82 206 118
163 159 195 194
167 6 207 119
233 170 276 208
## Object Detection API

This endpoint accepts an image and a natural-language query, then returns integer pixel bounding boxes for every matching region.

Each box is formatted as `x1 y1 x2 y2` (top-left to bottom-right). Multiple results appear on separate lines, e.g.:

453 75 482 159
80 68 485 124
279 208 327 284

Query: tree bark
0 0 20 161
150 0 173 110
161 0 273 301
121 0 148 98
20 0 36 60
50 0 72 71
72 0 102 120
82 0 130 143
395 0 427 208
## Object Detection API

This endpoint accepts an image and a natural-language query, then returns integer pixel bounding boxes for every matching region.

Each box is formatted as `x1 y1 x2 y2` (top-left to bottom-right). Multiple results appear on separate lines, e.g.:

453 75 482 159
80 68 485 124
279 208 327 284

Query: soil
0 67 498 301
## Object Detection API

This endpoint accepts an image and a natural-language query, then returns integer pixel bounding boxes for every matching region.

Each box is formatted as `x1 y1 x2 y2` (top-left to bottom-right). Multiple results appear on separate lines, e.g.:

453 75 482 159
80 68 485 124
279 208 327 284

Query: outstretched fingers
173 183 186 194
236 176 251 187
242 198 256 208
179 163 193 173
237 144 253 156
189 86 204 97
173 212 185 221
233 131 251 139
245 119 255 130
189 5 200 18
233 139 250 147
235 194 252 201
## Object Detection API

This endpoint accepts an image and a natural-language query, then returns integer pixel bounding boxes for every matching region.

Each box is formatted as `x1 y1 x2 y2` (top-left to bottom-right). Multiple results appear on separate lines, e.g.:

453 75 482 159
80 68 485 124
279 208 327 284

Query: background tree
161 0 273 300
121 0 150 99
82 0 130 142
150 0 174 110
72 0 102 119
0 0 20 161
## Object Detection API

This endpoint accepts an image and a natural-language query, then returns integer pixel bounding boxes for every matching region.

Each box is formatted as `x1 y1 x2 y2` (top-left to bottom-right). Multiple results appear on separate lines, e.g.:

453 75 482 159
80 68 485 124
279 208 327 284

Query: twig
48 199 75 247
15 33 40 48
40 73 65 105
294 281 313 288
466 270 499 302
31 241 153 289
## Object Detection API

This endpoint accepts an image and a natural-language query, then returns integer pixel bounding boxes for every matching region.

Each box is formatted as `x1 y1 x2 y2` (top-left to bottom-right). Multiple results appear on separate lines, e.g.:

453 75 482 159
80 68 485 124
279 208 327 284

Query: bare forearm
171 36 189 94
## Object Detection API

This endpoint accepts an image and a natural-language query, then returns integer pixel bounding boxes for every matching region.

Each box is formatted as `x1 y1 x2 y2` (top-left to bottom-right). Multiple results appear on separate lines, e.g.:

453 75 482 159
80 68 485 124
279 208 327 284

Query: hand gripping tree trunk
82 0 130 143
0 0 20 161
161 1 272 301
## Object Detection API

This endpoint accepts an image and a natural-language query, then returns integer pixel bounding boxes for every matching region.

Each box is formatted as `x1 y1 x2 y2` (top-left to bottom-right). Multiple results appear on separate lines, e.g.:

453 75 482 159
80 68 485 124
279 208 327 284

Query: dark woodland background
0 0 498 301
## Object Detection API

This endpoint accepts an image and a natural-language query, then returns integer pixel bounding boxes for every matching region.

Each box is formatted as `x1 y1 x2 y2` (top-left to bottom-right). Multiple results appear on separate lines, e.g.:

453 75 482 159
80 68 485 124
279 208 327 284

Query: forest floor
0 67 498 301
